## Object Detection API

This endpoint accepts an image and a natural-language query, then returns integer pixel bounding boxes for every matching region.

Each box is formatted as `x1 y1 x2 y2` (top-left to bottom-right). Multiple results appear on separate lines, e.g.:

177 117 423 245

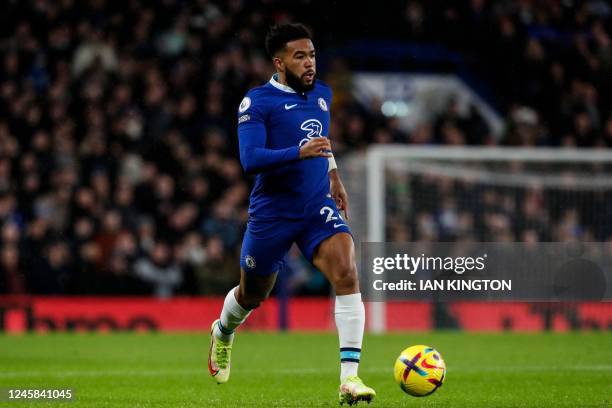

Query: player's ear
272 56 284 73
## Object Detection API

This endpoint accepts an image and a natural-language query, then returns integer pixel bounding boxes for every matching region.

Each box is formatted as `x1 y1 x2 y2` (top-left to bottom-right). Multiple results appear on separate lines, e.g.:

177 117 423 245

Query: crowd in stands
0 0 611 295
385 169 612 245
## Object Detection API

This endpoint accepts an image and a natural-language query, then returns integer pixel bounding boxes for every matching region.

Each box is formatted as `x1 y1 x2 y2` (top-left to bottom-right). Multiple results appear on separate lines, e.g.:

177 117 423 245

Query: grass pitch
0 332 610 407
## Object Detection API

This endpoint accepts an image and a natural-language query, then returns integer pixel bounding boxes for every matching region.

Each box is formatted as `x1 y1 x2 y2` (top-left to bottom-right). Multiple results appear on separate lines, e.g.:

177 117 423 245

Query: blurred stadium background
1 0 611 334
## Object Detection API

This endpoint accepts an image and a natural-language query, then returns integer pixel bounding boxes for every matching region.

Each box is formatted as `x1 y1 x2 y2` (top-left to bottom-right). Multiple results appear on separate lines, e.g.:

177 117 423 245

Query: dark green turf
0 332 610 407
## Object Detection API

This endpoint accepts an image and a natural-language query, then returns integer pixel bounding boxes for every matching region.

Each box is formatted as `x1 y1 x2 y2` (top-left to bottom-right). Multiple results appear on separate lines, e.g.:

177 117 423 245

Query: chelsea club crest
318 97 328 111
245 255 256 269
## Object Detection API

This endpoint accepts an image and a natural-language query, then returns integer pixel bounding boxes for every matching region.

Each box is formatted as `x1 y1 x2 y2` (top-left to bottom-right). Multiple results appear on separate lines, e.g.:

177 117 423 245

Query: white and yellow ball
393 345 446 397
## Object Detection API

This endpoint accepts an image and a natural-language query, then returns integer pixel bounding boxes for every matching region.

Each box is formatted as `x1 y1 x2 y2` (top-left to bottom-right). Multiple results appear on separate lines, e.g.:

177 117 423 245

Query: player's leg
209 268 277 382
213 269 277 344
298 199 375 404
209 218 292 384
312 233 375 404
235 268 278 309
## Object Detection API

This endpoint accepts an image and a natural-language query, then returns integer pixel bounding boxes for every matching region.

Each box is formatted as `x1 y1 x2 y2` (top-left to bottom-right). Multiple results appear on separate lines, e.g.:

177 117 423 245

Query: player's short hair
265 23 312 58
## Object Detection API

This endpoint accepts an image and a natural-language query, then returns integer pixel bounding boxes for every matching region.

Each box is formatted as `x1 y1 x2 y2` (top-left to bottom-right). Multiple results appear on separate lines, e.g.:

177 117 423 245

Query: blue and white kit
237 74 351 275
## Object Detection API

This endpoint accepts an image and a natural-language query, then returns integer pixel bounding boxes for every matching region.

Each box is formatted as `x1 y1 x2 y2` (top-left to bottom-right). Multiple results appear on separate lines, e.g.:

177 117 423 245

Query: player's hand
299 137 332 159
330 172 350 220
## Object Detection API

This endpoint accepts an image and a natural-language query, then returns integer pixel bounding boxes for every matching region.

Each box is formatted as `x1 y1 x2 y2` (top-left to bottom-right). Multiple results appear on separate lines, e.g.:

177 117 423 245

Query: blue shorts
240 196 352 275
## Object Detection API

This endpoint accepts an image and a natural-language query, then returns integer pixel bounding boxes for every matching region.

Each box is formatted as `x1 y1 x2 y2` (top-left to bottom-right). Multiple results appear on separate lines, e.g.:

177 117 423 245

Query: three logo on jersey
299 119 324 146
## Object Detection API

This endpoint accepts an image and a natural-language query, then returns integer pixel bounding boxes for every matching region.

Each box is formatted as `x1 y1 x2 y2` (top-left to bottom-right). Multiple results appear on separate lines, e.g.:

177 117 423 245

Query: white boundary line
1 365 610 378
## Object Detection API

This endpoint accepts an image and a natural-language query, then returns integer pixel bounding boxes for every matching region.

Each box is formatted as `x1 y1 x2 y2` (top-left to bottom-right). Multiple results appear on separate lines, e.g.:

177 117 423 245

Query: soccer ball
393 345 446 397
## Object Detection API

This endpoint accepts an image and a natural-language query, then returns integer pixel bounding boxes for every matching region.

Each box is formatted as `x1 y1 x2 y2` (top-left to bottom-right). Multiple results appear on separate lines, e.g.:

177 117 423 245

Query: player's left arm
325 86 350 220
329 159 350 220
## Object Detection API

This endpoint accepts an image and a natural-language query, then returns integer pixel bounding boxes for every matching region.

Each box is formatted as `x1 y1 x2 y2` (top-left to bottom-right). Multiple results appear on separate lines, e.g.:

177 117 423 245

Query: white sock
214 286 252 342
335 292 365 381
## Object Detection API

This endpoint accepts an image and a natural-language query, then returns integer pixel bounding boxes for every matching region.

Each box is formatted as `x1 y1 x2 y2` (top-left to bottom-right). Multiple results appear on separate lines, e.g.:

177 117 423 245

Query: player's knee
331 260 358 292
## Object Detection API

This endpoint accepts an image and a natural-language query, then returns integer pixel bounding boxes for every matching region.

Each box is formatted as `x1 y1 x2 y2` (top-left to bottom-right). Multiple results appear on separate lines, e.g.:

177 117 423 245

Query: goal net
340 146 612 332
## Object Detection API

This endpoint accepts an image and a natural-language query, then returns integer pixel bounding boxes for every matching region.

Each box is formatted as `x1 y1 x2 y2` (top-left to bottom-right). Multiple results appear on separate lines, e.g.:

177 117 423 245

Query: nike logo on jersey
333 223 346 229
284 103 298 110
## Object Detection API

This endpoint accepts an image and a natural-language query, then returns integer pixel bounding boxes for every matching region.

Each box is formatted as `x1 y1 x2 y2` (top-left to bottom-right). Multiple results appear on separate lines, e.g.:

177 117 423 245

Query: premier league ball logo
239 97 251 113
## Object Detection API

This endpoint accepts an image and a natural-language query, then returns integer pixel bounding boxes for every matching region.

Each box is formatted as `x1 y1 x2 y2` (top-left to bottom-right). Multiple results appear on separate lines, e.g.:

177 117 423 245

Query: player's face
278 38 316 92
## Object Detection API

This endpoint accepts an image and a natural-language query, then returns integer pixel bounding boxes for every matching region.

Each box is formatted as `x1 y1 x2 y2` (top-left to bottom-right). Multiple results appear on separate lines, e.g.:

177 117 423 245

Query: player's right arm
237 94 331 174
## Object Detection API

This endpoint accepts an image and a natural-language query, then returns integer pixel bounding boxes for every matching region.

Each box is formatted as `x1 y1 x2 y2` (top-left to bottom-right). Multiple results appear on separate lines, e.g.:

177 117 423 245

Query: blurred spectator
133 241 182 298
0 244 26 294
193 236 237 295
1 0 611 296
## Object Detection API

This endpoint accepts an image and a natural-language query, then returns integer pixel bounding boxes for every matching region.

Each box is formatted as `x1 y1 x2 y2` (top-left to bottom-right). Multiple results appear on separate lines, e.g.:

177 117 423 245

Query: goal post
354 146 612 333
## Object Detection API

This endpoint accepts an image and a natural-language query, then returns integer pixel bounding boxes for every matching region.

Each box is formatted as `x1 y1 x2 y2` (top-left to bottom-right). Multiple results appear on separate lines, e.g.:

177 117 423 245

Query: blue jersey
237 74 332 220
